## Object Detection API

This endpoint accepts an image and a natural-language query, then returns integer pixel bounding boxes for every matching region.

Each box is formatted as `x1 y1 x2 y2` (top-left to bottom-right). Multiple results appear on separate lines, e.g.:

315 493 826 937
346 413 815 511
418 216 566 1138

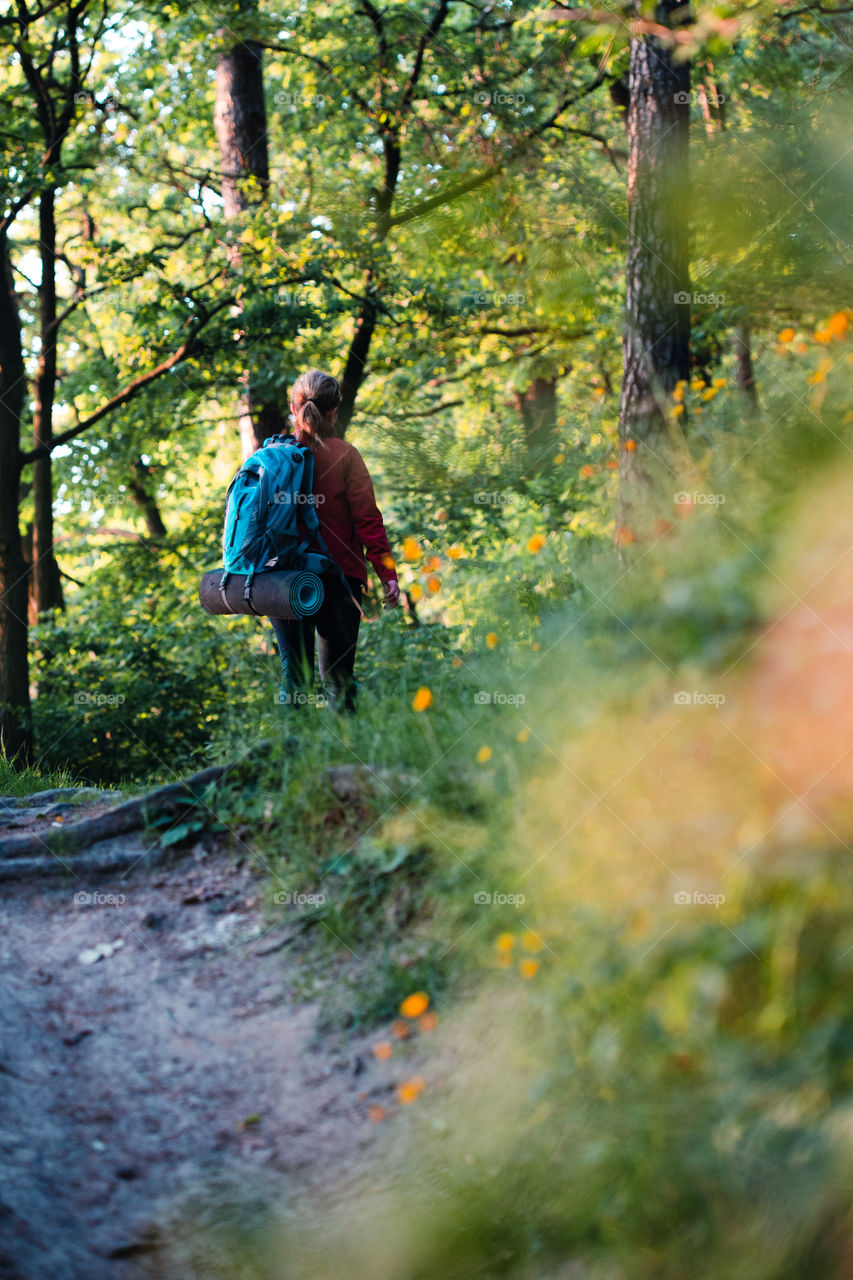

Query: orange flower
476 746 493 763
412 686 432 712
447 545 463 559
580 464 595 478
368 1104 387 1122
527 533 546 553
827 311 849 338
605 459 619 471
391 1019 410 1040
614 525 636 546
426 575 441 593
408 583 423 602
426 555 442 571
451 656 463 668
373 1041 393 1061
625 438 637 452
521 930 543 952
381 553 396 571
672 404 685 417
486 632 499 649
402 537 421 562
399 991 430 1019
520 958 540 979
496 932 515 953
531 641 541 651
778 327 795 343
418 1011 438 1032
397 1076 426 1104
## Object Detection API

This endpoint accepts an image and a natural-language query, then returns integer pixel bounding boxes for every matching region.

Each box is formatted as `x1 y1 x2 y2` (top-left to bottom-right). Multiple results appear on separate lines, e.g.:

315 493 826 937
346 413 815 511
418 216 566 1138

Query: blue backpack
220 433 341 612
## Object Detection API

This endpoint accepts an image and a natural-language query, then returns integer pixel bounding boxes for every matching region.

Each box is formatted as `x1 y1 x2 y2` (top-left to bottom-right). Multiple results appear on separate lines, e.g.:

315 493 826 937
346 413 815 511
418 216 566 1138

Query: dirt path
0 794 402 1279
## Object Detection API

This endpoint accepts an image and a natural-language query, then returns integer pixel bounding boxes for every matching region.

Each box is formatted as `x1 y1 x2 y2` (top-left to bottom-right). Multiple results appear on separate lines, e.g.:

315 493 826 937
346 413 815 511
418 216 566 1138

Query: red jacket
305 436 396 587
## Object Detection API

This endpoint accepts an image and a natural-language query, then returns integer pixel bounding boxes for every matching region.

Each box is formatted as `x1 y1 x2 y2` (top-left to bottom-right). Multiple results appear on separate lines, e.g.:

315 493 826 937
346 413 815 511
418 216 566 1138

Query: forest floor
0 788 421 1280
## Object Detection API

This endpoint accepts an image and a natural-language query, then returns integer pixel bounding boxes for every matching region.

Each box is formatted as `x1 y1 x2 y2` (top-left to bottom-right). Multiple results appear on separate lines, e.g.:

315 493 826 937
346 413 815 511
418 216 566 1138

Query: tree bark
31 186 64 616
0 230 33 764
214 34 284 457
127 459 167 540
734 325 757 404
617 0 691 537
514 377 559 467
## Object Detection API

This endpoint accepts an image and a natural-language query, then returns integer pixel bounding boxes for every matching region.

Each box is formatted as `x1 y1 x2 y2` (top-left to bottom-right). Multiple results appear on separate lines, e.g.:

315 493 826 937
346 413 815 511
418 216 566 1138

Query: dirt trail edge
0 782 408 1280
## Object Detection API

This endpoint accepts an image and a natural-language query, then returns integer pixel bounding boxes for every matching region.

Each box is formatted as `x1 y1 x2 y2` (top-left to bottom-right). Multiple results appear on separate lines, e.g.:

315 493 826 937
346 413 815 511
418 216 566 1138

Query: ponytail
290 369 341 443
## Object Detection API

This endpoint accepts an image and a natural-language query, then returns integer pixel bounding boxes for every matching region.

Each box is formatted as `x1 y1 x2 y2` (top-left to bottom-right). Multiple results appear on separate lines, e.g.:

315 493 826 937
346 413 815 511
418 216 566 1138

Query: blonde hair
290 369 341 442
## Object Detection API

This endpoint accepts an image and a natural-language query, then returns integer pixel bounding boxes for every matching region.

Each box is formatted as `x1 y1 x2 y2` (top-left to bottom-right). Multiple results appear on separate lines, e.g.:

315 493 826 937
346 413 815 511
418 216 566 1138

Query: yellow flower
476 746 493 763
447 544 463 559
397 1076 426 1105
486 632 499 649
402 537 421 562
408 583 423 602
399 991 430 1019
672 404 685 417
520 958 540 979
527 534 546 553
517 727 530 742
531 641 541 651
778 327 795 343
496 932 515 953
672 380 686 402
554 452 565 464
521 930 543 952
712 377 726 388
412 686 433 712
701 387 718 402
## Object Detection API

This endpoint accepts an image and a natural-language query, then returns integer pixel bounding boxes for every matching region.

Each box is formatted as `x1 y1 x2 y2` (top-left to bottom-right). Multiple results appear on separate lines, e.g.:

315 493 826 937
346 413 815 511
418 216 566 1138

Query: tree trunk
733 325 757 404
214 34 284 458
30 187 64 617
617 0 691 537
0 231 33 764
514 377 558 467
127 460 168 539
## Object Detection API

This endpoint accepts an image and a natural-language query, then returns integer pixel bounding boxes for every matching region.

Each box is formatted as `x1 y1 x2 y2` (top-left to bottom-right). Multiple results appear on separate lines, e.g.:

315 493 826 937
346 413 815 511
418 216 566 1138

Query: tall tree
617 0 691 535
214 23 284 457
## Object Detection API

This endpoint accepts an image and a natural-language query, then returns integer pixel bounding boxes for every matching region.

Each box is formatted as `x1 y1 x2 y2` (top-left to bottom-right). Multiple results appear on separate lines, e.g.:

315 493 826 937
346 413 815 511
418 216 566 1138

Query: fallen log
0 746 269 868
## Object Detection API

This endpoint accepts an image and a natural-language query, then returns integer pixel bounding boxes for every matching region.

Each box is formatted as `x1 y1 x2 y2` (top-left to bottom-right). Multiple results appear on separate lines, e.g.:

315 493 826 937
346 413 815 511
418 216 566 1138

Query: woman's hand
383 578 401 608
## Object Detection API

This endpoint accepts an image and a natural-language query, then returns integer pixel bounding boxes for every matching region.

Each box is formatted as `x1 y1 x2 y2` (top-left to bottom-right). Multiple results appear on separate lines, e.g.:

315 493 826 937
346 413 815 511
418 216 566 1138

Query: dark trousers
270 574 363 711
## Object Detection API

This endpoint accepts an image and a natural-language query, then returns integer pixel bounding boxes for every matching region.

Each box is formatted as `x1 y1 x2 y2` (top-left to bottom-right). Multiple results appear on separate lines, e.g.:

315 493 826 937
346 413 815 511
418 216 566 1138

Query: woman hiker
269 368 400 712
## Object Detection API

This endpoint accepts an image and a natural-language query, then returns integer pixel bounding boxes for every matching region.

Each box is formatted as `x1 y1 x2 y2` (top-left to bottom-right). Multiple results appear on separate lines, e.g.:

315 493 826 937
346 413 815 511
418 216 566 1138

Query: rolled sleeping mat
199 569 325 620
